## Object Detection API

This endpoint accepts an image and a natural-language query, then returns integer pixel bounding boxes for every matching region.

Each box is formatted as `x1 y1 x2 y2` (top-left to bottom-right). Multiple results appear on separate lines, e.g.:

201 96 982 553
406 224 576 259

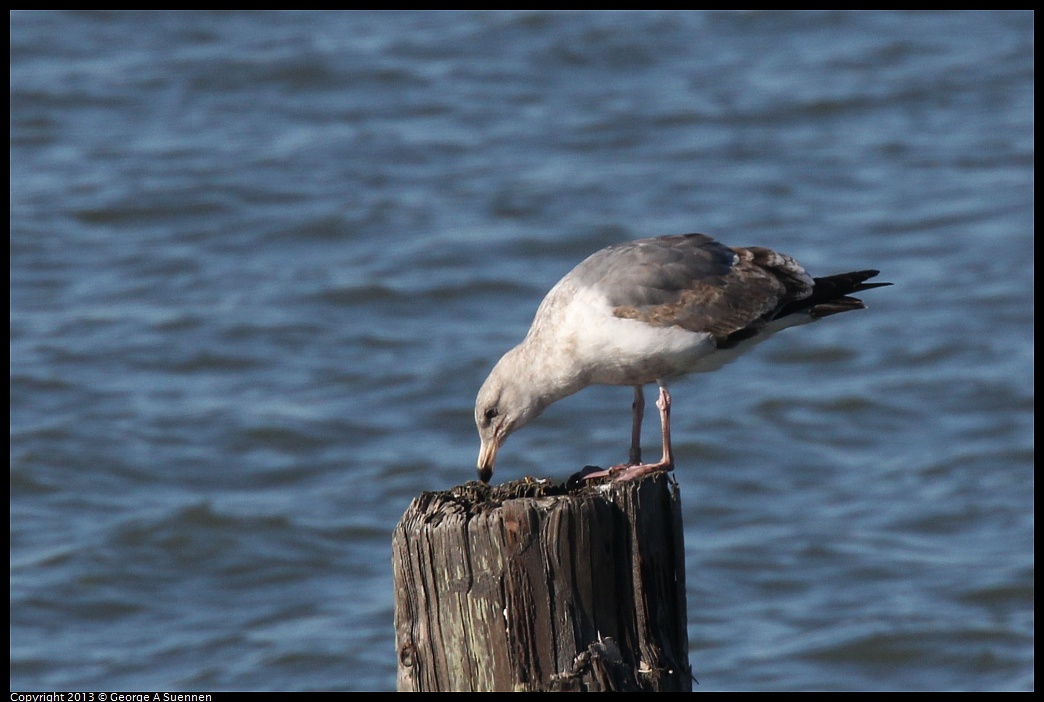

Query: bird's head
474 352 548 483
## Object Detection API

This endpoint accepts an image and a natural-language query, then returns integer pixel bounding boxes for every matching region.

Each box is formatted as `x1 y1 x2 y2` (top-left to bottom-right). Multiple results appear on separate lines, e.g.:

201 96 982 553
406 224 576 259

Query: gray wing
573 233 816 343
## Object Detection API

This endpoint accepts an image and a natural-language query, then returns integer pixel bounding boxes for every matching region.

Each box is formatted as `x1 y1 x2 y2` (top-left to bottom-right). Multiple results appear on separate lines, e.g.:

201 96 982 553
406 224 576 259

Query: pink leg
585 384 675 482
629 385 644 465
653 384 674 470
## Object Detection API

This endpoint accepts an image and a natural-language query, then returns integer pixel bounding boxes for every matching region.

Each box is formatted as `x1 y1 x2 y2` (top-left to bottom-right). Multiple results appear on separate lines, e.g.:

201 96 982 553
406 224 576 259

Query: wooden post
392 472 691 692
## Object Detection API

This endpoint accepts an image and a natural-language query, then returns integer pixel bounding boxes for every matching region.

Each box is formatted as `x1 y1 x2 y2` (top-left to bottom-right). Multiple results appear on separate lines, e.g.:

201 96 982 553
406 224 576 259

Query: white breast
554 285 722 386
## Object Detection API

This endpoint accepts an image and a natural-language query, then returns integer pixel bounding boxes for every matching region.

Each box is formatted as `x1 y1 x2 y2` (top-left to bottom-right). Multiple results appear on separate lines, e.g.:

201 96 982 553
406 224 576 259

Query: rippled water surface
11 10 1033 691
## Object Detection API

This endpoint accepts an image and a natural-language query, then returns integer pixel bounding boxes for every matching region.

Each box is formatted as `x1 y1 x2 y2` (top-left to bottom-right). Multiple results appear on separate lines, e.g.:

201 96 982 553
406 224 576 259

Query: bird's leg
584 384 674 482
654 383 674 470
629 384 644 465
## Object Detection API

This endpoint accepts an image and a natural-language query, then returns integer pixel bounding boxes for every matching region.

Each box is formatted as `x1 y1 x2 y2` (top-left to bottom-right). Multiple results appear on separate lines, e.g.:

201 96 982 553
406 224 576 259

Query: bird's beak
477 439 498 483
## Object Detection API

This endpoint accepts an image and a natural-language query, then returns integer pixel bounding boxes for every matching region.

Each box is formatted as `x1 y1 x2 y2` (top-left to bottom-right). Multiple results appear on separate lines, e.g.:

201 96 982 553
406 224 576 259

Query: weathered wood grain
393 472 691 691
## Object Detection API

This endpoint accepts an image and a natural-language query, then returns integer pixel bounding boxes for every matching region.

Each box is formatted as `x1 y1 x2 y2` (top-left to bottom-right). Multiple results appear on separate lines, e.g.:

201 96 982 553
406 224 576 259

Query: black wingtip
777 269 891 320
844 270 891 287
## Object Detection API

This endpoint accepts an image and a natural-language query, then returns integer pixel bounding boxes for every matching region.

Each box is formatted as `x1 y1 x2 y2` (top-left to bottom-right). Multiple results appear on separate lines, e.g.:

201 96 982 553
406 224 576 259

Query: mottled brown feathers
609 238 889 348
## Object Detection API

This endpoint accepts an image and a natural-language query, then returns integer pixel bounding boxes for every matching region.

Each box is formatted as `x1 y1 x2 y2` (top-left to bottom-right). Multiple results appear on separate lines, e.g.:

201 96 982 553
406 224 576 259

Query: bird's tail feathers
779 269 892 319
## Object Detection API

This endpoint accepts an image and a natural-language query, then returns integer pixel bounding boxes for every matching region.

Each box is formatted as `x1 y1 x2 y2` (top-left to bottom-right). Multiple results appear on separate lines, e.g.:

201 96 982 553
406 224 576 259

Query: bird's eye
483 407 499 425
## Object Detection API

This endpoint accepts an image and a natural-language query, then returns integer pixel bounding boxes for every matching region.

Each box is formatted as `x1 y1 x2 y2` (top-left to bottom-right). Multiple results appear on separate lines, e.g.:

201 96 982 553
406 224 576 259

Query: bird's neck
510 332 587 408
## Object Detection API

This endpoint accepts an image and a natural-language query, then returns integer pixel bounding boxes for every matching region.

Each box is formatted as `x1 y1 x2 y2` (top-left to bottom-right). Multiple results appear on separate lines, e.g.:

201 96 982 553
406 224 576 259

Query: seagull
474 233 890 483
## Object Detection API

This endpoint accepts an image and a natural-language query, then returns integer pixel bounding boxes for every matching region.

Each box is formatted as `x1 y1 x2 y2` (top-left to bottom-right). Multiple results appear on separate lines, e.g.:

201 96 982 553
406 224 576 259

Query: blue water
10 10 1033 691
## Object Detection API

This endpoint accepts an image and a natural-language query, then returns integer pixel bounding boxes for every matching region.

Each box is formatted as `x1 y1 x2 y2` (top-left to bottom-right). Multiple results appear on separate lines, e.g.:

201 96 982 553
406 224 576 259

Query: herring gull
474 233 890 483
